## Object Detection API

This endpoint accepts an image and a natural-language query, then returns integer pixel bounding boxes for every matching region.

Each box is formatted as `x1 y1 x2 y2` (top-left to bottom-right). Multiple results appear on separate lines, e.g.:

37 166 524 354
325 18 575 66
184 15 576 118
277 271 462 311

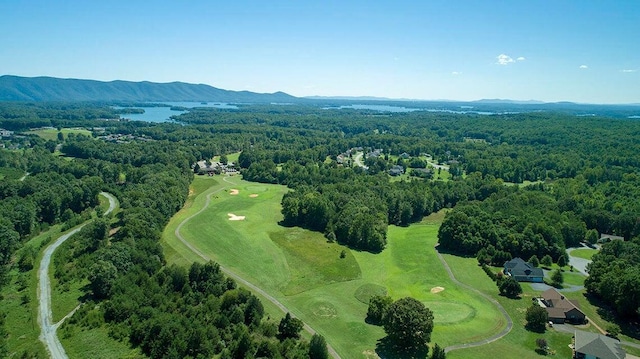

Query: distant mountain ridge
0 75 297 102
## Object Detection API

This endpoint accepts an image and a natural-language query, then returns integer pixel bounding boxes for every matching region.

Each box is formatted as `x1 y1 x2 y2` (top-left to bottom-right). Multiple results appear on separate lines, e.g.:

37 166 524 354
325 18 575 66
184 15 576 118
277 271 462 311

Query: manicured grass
562 271 586 287
570 248 598 260
270 228 360 295
443 256 574 359
28 128 91 141
163 178 506 358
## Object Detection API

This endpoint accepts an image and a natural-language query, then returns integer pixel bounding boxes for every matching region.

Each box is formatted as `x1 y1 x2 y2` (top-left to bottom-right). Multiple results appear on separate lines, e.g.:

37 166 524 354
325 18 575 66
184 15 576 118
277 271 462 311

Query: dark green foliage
382 297 434 357
585 229 599 245
430 343 446 359
606 324 621 338
528 255 540 268
551 269 564 288
366 295 393 325
481 264 497 281
498 276 522 298
309 334 329 359
525 304 548 333
278 313 304 340
541 254 553 268
585 240 640 317
557 254 567 268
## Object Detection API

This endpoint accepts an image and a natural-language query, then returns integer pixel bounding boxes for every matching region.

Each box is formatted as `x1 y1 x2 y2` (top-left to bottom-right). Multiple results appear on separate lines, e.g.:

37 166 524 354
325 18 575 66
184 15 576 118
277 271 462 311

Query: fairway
162 176 507 358
28 128 91 141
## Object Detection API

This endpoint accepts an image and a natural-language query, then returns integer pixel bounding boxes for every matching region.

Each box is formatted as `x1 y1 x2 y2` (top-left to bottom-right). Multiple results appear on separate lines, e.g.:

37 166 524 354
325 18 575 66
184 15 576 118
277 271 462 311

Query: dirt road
37 192 117 359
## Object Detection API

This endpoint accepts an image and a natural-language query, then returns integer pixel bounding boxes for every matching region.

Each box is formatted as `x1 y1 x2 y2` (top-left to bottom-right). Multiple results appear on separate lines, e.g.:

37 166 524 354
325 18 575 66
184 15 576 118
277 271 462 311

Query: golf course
162 175 507 358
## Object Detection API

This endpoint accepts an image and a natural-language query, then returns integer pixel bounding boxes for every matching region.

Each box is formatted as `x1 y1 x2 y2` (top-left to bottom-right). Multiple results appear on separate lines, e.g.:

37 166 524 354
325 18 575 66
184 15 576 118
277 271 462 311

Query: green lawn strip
269 227 360 295
561 271 586 287
443 255 574 358
570 248 598 260
60 326 143 359
28 128 91 141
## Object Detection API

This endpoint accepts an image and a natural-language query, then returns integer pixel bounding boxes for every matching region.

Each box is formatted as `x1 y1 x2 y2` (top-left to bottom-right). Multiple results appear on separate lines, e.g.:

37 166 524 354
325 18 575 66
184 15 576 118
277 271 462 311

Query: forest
1 101 640 357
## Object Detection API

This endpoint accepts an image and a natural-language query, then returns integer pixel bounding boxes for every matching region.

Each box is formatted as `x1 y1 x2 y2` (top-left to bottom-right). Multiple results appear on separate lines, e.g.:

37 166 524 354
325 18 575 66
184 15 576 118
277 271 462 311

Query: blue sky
1 0 638 103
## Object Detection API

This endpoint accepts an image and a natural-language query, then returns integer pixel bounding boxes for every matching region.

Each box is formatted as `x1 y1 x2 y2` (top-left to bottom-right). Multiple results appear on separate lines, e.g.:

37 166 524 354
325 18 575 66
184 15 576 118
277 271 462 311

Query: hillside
0 75 298 102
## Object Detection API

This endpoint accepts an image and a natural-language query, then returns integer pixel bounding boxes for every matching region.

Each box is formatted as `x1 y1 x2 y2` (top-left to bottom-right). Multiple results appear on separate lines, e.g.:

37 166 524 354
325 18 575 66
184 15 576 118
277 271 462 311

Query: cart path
434 245 514 353
175 177 341 359
37 192 117 359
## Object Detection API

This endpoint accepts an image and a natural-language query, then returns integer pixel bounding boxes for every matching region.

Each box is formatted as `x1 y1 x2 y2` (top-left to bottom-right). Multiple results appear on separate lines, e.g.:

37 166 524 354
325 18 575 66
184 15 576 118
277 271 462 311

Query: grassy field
162 176 506 358
570 248 598 260
28 127 91 141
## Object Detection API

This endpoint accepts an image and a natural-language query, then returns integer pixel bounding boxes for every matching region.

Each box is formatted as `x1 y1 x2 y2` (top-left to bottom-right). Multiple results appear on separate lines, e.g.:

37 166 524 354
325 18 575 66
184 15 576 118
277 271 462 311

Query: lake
324 104 497 115
117 102 239 122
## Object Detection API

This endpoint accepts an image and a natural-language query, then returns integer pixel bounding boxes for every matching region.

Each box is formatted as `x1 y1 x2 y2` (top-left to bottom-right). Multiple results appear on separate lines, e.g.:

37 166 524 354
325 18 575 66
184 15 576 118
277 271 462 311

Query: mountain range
0 75 297 102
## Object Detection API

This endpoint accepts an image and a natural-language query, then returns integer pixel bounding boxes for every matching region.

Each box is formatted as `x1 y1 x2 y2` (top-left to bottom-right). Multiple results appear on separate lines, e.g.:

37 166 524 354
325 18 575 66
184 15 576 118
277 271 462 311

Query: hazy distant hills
0 75 297 102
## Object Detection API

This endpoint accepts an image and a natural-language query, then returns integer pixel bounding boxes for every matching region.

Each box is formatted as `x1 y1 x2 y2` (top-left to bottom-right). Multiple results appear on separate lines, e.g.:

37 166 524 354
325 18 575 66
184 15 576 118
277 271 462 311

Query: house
541 288 586 324
573 330 625 359
599 234 624 243
503 257 544 282
399 152 410 159
0 128 14 137
389 165 405 176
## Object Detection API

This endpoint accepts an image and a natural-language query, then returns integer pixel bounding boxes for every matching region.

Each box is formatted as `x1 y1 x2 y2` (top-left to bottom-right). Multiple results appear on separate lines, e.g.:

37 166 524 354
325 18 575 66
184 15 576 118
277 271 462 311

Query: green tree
498 276 522 298
525 304 548 333
585 229 599 245
528 255 540 268
57 131 64 142
309 334 329 359
557 254 567 268
278 313 303 340
88 260 118 299
551 269 564 288
606 323 621 338
430 343 446 359
366 295 393 325
383 297 434 356
541 254 553 268
220 154 229 165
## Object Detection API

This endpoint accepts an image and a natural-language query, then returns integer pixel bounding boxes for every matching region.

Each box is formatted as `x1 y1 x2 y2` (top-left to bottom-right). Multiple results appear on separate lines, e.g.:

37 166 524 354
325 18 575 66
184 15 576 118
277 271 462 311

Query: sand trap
430 286 445 294
227 213 245 221
249 194 258 198
229 189 239 195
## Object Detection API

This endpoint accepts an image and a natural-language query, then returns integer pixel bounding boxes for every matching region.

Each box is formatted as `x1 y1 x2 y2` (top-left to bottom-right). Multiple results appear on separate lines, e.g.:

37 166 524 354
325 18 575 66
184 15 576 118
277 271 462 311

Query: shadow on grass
375 337 429 359
583 292 640 340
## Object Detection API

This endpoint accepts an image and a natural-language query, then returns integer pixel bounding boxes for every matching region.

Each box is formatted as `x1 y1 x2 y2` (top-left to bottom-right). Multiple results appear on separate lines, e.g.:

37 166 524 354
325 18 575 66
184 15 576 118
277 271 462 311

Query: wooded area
1 101 639 357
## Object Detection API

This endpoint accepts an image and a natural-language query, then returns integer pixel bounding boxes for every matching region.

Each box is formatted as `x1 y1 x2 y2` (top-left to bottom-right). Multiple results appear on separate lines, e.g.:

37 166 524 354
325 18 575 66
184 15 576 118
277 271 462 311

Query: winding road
175 177 341 359
37 192 117 359
434 245 514 353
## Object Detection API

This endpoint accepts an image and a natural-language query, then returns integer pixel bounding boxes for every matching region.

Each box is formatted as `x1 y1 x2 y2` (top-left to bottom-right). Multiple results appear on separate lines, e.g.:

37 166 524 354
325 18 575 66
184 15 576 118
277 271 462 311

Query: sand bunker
249 194 259 198
229 189 239 195
430 286 445 294
227 213 245 221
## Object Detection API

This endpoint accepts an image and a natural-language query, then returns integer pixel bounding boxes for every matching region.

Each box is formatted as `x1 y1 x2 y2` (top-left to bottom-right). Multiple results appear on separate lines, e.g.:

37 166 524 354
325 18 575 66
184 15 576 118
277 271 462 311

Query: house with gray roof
503 257 543 282
573 330 625 359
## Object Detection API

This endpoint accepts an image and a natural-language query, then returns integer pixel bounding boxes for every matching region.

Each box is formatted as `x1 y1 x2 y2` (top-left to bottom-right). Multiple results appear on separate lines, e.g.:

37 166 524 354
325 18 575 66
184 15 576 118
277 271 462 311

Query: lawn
570 248 598 260
28 127 91 141
162 176 507 358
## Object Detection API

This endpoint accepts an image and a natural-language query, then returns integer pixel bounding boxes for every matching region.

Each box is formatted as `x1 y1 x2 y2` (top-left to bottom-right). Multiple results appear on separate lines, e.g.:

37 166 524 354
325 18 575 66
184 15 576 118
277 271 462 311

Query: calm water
117 102 238 122
324 104 497 115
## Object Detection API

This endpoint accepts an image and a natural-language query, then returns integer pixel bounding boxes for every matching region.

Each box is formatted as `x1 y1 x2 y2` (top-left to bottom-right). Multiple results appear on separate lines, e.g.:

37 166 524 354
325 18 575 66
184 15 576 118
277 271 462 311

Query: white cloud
496 54 515 65
579 65 588 69
517 57 526 61
451 71 462 76
621 69 637 73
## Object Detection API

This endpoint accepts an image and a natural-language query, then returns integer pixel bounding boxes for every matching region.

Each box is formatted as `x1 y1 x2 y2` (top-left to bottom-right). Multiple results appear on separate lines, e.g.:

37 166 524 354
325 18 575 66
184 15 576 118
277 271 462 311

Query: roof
504 258 543 278
542 288 584 317
600 233 624 241
574 330 625 359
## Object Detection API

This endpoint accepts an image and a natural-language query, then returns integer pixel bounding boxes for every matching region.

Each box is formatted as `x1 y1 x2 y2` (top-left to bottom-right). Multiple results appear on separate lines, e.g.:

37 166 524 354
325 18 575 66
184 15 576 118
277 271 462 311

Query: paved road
37 192 117 359
434 245 513 353
566 246 592 276
175 178 341 359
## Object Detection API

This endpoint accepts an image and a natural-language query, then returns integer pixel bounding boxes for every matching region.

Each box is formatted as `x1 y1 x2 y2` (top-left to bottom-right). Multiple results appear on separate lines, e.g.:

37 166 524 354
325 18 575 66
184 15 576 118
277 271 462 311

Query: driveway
567 245 593 276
